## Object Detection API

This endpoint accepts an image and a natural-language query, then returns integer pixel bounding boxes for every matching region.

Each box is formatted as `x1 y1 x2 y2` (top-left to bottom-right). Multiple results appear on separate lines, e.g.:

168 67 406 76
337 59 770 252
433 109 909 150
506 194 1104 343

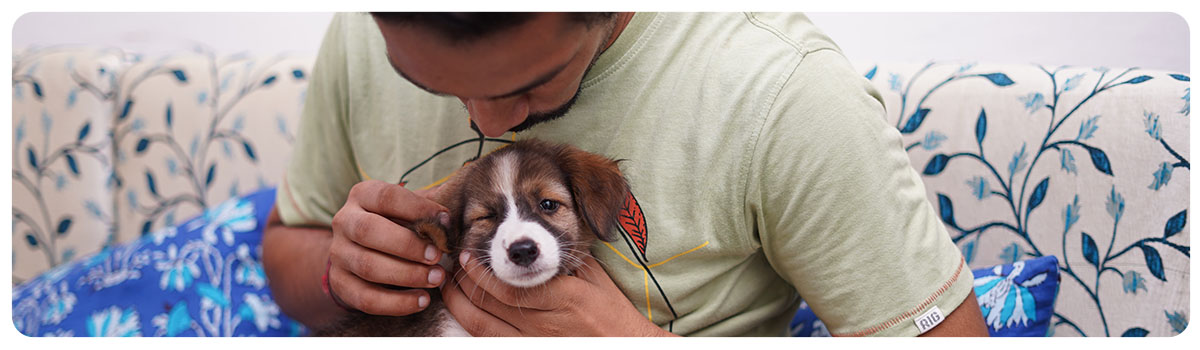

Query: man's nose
463 97 529 137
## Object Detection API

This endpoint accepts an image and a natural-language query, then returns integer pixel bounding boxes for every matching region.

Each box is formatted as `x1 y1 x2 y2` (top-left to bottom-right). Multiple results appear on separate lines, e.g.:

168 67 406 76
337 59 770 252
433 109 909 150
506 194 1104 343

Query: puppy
314 139 628 336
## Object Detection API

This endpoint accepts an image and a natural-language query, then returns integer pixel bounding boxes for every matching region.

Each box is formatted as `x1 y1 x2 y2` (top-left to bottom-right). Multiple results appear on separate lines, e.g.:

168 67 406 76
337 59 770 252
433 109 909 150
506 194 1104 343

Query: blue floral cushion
12 188 306 337
790 255 1061 337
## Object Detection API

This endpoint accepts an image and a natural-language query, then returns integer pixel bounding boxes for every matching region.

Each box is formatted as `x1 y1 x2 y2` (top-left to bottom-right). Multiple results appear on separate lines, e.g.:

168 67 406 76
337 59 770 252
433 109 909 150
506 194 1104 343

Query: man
263 12 988 336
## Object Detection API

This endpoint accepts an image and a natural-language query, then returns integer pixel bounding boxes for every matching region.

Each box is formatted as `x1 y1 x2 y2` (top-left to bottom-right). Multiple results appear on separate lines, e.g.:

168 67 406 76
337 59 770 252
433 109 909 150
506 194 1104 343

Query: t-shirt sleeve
275 12 363 227
749 49 973 337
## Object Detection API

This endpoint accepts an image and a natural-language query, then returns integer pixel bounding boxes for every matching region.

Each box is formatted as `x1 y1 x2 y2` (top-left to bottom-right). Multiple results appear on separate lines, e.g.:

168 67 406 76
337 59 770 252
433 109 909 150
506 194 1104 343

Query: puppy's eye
539 199 560 212
473 214 495 222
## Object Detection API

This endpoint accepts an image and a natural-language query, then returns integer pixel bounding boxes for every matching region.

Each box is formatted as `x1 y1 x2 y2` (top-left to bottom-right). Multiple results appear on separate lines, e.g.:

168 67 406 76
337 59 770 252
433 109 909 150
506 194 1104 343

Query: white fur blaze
487 153 562 288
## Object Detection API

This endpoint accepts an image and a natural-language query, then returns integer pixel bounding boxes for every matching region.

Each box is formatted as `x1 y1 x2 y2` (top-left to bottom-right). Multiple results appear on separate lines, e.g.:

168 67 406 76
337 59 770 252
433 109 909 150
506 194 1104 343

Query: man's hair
369 12 616 44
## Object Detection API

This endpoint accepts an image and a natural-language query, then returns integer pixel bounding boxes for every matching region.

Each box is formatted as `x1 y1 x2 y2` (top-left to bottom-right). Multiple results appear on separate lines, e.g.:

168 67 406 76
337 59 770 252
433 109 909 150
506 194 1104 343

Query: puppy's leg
413 219 451 254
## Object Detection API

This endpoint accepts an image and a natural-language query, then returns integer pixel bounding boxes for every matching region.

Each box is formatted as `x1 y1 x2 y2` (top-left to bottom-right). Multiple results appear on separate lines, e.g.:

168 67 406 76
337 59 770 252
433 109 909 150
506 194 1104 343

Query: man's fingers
442 274 520 337
350 180 447 223
328 264 430 316
332 209 441 265
330 237 445 289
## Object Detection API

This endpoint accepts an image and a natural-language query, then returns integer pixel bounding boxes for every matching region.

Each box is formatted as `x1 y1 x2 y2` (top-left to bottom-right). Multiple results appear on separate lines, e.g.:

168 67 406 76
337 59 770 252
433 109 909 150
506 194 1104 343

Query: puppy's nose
507 239 539 267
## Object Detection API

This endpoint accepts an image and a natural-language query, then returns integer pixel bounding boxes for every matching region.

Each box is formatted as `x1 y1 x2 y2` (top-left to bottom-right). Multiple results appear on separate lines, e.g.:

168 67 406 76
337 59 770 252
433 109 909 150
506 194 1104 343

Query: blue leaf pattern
1121 75 1152 85
1149 162 1172 190
936 193 957 227
1139 245 1166 281
975 109 987 145
1062 73 1084 92
1083 144 1114 176
77 122 91 141
1164 310 1187 335
1076 115 1100 141
1008 143 1028 177
145 170 159 196
1063 195 1081 234
963 239 978 264
1081 233 1100 267
1106 187 1125 223
1019 93 1045 114
1164 210 1186 239
1026 177 1050 217
1060 148 1077 174
922 130 947 150
888 73 902 92
925 154 950 175
1143 112 1161 141
119 99 133 120
65 153 80 176
979 73 1014 86
967 176 991 200
900 108 931 134
1000 243 1023 265
1122 270 1147 295
242 142 258 162
66 88 78 108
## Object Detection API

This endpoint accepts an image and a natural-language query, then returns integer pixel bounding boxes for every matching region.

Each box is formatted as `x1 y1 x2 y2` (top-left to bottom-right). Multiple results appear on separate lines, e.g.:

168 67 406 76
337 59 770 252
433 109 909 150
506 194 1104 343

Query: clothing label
914 305 945 334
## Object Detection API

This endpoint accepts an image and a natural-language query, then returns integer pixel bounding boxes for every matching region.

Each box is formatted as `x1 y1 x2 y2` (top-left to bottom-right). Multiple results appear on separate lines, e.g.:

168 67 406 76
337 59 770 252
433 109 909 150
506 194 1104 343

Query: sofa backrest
859 61 1190 337
12 48 310 284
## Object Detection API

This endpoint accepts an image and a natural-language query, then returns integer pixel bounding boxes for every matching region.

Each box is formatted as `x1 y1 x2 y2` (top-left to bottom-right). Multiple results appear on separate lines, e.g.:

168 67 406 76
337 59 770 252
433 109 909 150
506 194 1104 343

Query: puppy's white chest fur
437 309 472 337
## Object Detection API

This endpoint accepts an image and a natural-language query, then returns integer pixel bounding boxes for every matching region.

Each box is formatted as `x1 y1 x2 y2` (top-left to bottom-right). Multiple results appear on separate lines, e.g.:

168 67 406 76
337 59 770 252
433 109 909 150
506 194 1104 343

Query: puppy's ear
557 144 629 242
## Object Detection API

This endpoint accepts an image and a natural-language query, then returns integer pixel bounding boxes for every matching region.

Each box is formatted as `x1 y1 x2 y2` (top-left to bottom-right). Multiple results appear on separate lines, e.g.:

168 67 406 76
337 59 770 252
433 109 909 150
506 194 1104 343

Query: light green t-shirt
278 12 973 337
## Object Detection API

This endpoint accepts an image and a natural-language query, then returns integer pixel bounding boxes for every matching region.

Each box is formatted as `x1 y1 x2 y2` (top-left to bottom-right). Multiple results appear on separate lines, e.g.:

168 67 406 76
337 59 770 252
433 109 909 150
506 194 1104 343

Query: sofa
11 46 1189 337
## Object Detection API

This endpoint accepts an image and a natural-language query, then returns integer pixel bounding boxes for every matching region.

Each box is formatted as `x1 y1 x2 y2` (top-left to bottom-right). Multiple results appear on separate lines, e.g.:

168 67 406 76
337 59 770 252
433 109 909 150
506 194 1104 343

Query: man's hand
442 252 676 337
327 180 449 316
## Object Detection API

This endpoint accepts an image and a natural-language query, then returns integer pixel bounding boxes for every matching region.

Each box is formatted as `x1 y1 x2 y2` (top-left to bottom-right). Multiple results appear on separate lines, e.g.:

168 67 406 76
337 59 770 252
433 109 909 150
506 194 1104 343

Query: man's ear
557 144 629 242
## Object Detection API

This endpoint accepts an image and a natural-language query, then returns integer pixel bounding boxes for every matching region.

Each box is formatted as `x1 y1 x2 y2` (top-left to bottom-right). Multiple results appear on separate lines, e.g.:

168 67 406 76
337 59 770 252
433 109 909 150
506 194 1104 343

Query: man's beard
503 83 583 133
469 66 588 135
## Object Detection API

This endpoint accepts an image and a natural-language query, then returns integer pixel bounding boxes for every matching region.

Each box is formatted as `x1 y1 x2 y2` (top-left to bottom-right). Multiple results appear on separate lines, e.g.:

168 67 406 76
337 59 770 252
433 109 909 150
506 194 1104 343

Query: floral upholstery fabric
12 188 306 336
112 52 308 246
857 61 1189 336
791 255 1063 337
12 48 137 283
11 47 308 285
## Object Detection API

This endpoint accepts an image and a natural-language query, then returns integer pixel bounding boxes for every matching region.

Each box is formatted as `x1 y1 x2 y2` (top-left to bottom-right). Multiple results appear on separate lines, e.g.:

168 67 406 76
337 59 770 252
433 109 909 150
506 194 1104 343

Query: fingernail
428 268 444 285
438 212 450 227
459 252 470 266
425 245 438 262
418 294 430 308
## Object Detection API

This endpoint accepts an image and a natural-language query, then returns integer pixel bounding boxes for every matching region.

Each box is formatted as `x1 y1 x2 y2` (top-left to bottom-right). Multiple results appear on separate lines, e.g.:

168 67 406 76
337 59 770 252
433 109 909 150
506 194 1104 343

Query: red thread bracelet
321 258 356 312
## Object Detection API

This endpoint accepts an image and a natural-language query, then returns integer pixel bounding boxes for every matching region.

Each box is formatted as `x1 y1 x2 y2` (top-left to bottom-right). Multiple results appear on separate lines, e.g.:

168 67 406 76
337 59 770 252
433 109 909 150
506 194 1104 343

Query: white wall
806 12 1190 73
11 12 1191 73
12 12 335 57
